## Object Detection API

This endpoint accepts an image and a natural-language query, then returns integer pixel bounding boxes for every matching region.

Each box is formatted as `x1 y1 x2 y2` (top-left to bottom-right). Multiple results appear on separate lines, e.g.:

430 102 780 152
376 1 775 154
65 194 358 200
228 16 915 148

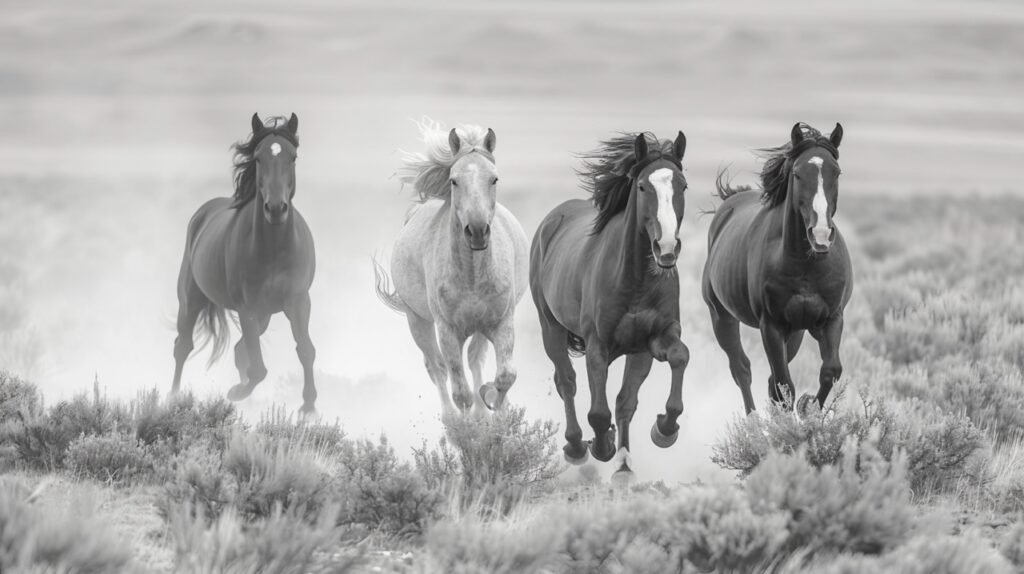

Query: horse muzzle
263 201 290 225
807 226 834 253
464 224 491 251
652 239 681 268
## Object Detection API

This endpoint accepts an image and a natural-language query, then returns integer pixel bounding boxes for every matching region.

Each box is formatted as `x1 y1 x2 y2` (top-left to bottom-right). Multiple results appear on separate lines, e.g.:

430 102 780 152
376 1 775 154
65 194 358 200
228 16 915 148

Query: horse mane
577 133 679 234
395 117 494 203
231 117 299 209
755 123 838 208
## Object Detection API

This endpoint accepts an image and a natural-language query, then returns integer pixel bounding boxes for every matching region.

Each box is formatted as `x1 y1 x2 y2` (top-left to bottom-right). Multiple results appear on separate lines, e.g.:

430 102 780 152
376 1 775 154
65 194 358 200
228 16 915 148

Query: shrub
66 432 155 485
255 406 347 457
413 406 562 510
0 481 135 573
223 432 334 523
166 502 361 574
0 372 41 423
337 436 443 536
712 387 987 495
134 389 236 454
159 440 235 521
806 534 1013 574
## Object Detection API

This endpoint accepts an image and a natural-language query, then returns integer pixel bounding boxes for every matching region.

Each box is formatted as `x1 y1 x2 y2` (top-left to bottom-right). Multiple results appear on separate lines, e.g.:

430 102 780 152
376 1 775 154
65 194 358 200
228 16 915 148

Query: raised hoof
611 467 635 488
796 393 819 417
299 403 318 420
589 433 616 463
479 383 500 410
226 384 254 402
563 442 590 465
452 389 474 412
650 421 679 448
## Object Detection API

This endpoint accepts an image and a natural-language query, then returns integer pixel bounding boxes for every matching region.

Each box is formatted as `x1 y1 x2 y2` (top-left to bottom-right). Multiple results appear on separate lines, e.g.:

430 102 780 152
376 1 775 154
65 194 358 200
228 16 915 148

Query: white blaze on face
808 156 831 246
270 142 281 156
649 168 678 257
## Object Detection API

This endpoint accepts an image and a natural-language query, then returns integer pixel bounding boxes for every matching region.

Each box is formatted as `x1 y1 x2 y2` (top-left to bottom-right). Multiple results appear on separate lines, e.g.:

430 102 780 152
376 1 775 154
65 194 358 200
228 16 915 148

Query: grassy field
4 194 1024 572
3 1 1024 571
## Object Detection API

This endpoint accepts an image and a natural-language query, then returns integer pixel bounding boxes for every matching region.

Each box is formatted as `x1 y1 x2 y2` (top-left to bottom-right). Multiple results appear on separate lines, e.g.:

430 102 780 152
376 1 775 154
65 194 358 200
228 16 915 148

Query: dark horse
170 113 318 414
530 132 689 483
703 122 852 415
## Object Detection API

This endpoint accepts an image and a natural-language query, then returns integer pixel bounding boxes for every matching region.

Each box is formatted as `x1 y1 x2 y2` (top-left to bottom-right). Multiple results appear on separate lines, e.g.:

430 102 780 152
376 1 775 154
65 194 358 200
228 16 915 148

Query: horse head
251 112 299 226
788 122 843 254
631 131 687 268
448 127 498 251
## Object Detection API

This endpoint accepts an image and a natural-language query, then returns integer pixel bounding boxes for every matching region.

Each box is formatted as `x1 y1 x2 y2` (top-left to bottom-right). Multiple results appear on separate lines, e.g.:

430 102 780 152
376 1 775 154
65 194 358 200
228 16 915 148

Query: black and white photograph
1 1 1023 572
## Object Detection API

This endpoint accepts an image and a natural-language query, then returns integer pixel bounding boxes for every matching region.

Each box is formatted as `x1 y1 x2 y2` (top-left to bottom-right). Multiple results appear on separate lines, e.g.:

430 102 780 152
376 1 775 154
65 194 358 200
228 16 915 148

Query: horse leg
760 319 795 409
768 331 804 406
284 293 317 415
537 305 587 463
482 316 517 410
585 344 615 463
650 327 690 447
809 316 844 411
227 312 269 401
171 275 206 395
707 293 755 414
466 333 490 413
611 352 653 485
406 312 456 417
436 322 473 414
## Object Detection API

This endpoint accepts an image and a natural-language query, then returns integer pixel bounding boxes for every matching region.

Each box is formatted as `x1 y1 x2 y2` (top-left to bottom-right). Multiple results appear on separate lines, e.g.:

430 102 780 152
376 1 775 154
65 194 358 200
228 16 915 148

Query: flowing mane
396 117 494 203
231 117 299 208
715 123 839 206
577 133 679 234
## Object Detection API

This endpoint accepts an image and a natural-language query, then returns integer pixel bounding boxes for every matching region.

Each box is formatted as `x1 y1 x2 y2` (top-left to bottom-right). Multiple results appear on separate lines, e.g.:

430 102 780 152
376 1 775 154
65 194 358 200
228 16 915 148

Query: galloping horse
530 132 690 482
703 122 852 415
171 113 318 414
374 119 528 416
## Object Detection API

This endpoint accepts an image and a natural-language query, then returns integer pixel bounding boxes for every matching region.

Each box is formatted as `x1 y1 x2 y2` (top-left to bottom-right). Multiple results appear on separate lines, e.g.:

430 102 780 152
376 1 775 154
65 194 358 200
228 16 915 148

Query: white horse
375 119 529 416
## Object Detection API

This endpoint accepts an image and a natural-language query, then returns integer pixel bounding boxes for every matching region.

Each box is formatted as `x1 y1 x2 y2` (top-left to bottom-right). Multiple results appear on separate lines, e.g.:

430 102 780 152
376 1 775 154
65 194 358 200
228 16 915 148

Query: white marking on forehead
270 142 281 156
649 168 679 258
809 156 831 246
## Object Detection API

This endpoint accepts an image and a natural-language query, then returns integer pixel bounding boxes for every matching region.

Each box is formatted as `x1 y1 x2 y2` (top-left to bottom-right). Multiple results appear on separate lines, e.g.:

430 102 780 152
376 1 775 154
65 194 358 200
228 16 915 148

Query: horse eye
492 177 499 185
450 179 458 187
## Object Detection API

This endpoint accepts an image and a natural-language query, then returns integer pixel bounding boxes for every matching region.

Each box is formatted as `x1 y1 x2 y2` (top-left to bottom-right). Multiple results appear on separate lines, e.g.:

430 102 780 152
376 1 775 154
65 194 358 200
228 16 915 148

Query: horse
374 119 529 417
170 112 318 414
530 131 690 483
702 122 852 415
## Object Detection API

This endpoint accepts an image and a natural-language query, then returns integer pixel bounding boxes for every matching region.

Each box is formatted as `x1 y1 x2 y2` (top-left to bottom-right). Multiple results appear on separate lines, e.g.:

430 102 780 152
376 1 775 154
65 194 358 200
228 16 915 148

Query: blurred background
1 0 1022 483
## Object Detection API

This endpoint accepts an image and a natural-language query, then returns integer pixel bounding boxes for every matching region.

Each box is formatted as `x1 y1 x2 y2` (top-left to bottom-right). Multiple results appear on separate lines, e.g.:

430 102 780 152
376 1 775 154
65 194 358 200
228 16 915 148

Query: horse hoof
564 443 590 465
589 436 616 463
611 467 635 488
299 403 318 419
226 384 253 402
480 383 499 410
650 421 678 448
796 393 818 417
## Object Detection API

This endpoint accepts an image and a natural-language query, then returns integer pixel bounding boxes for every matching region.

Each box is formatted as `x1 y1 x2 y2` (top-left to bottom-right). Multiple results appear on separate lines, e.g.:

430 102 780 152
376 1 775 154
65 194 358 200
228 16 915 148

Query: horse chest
434 282 508 330
609 309 664 353
765 280 832 329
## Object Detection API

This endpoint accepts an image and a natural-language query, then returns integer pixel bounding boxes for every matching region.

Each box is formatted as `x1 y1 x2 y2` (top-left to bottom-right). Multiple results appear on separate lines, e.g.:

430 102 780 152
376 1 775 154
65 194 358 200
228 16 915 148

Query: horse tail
195 301 231 368
567 331 586 358
372 255 408 315
714 166 753 200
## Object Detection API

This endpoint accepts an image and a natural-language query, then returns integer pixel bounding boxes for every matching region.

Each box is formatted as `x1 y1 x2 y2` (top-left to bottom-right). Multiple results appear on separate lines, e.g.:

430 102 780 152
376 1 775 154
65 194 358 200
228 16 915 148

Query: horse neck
613 183 648 286
780 186 809 258
445 201 492 281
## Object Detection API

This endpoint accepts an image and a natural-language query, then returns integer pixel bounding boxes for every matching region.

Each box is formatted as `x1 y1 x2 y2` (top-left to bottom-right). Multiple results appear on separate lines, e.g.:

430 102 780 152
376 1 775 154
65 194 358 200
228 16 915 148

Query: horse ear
448 128 461 155
673 131 687 160
251 113 264 135
830 122 843 149
287 113 299 135
484 128 496 153
790 122 804 147
634 133 648 161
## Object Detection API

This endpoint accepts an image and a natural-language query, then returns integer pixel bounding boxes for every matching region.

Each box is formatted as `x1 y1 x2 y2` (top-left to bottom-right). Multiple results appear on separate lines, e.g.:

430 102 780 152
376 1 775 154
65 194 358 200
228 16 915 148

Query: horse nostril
464 225 473 238
483 224 491 237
